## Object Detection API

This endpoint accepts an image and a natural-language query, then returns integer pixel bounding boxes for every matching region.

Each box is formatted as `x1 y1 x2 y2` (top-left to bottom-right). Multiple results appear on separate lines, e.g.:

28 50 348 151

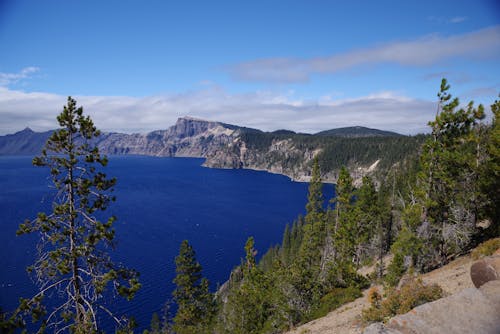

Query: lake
0 155 330 331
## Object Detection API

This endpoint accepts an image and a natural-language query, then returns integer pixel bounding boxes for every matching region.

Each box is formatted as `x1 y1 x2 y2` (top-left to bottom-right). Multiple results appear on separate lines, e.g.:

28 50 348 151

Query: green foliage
353 176 379 267
471 238 500 260
305 158 324 224
149 313 161 333
362 279 443 323
307 287 362 321
287 161 327 317
385 203 426 286
0 307 25 333
218 239 289 334
332 167 357 269
15 97 140 332
244 237 257 270
480 97 500 235
418 79 488 265
172 240 215 334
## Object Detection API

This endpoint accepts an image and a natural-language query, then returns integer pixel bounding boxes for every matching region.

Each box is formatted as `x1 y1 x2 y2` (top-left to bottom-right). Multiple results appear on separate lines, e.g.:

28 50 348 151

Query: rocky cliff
95 117 236 158
0 117 419 183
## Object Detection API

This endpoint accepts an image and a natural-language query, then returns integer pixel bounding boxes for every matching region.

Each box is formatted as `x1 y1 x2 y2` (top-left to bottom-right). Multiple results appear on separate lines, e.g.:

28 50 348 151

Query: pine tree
419 79 486 265
481 97 500 235
172 240 215 334
220 237 276 334
305 158 324 225
299 158 326 268
354 176 378 268
288 160 326 317
333 167 356 262
15 97 140 333
281 224 292 265
150 313 161 333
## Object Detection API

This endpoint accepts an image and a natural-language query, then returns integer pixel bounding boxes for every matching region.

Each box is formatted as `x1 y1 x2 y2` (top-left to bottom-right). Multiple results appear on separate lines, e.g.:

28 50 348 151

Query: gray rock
363 280 500 334
363 323 401 334
471 255 500 288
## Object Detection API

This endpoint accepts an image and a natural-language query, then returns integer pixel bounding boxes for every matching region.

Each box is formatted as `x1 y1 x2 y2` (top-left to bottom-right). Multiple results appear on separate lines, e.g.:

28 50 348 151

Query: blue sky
0 0 499 134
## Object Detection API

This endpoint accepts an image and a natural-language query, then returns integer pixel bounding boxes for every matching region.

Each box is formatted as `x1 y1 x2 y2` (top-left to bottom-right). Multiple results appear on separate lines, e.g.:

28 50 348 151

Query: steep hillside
286 254 478 334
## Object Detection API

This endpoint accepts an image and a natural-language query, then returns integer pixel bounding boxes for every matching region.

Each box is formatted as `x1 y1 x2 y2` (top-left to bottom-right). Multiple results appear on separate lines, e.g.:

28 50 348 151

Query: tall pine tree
172 240 215 334
15 97 140 333
289 159 326 317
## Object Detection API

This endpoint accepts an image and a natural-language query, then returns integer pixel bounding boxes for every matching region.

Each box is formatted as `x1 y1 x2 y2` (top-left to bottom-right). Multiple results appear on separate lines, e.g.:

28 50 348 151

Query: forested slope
144 79 499 334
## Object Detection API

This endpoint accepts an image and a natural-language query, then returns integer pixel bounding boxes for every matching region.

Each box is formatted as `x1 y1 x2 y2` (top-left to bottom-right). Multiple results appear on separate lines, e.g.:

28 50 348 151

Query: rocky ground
285 254 477 334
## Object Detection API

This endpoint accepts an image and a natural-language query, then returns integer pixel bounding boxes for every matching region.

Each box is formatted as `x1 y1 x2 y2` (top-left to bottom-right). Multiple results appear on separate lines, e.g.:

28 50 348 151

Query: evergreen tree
149 313 161 333
220 237 280 334
289 216 305 261
281 224 292 265
419 79 486 265
481 97 500 235
305 158 324 225
15 97 140 333
172 240 215 334
300 158 326 267
289 160 326 316
333 167 356 262
354 176 378 268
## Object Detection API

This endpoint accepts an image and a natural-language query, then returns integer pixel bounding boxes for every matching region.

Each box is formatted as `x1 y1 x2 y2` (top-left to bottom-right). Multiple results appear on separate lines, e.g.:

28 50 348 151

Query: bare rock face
363 274 500 334
95 117 237 158
168 117 220 139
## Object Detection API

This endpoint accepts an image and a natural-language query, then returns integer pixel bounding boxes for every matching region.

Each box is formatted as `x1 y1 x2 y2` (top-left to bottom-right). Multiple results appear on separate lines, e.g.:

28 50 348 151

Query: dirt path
285 255 474 334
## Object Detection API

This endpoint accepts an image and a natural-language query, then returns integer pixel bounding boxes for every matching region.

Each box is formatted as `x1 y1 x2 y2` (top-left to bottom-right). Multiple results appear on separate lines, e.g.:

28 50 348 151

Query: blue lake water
0 155 331 331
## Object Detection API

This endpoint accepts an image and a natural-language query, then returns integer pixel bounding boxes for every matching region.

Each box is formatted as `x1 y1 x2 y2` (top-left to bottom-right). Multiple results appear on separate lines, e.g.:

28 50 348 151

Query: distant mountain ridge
0 118 421 183
0 127 52 155
315 126 401 138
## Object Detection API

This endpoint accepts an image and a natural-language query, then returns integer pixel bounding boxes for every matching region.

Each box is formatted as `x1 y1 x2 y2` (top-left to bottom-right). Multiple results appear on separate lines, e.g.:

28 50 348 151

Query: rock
470 255 500 288
396 273 417 290
363 323 400 334
363 280 500 334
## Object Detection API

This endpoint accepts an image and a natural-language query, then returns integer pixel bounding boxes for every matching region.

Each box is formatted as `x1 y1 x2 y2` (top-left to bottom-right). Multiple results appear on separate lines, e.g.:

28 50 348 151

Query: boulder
470 257 500 288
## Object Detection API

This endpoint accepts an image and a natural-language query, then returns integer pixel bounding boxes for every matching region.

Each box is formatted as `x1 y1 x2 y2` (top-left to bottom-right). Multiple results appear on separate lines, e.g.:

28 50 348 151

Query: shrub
307 286 362 321
362 278 443 323
367 287 382 308
471 238 500 260
384 253 406 287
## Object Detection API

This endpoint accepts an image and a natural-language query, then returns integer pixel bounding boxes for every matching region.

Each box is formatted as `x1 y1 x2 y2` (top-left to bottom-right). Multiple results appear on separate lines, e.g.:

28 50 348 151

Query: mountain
0 127 52 155
94 117 241 157
0 118 423 183
315 126 401 137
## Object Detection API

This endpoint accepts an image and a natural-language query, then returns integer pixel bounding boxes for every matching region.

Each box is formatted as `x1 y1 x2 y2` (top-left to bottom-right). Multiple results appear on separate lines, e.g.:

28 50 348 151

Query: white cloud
0 87 438 136
0 67 40 86
428 16 468 24
449 16 468 24
229 25 500 83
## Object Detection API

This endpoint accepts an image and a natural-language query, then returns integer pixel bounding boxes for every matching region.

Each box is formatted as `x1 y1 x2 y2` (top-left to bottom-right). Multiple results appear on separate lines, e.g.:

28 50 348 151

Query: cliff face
203 137 325 182
1 117 410 183
95 117 237 158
